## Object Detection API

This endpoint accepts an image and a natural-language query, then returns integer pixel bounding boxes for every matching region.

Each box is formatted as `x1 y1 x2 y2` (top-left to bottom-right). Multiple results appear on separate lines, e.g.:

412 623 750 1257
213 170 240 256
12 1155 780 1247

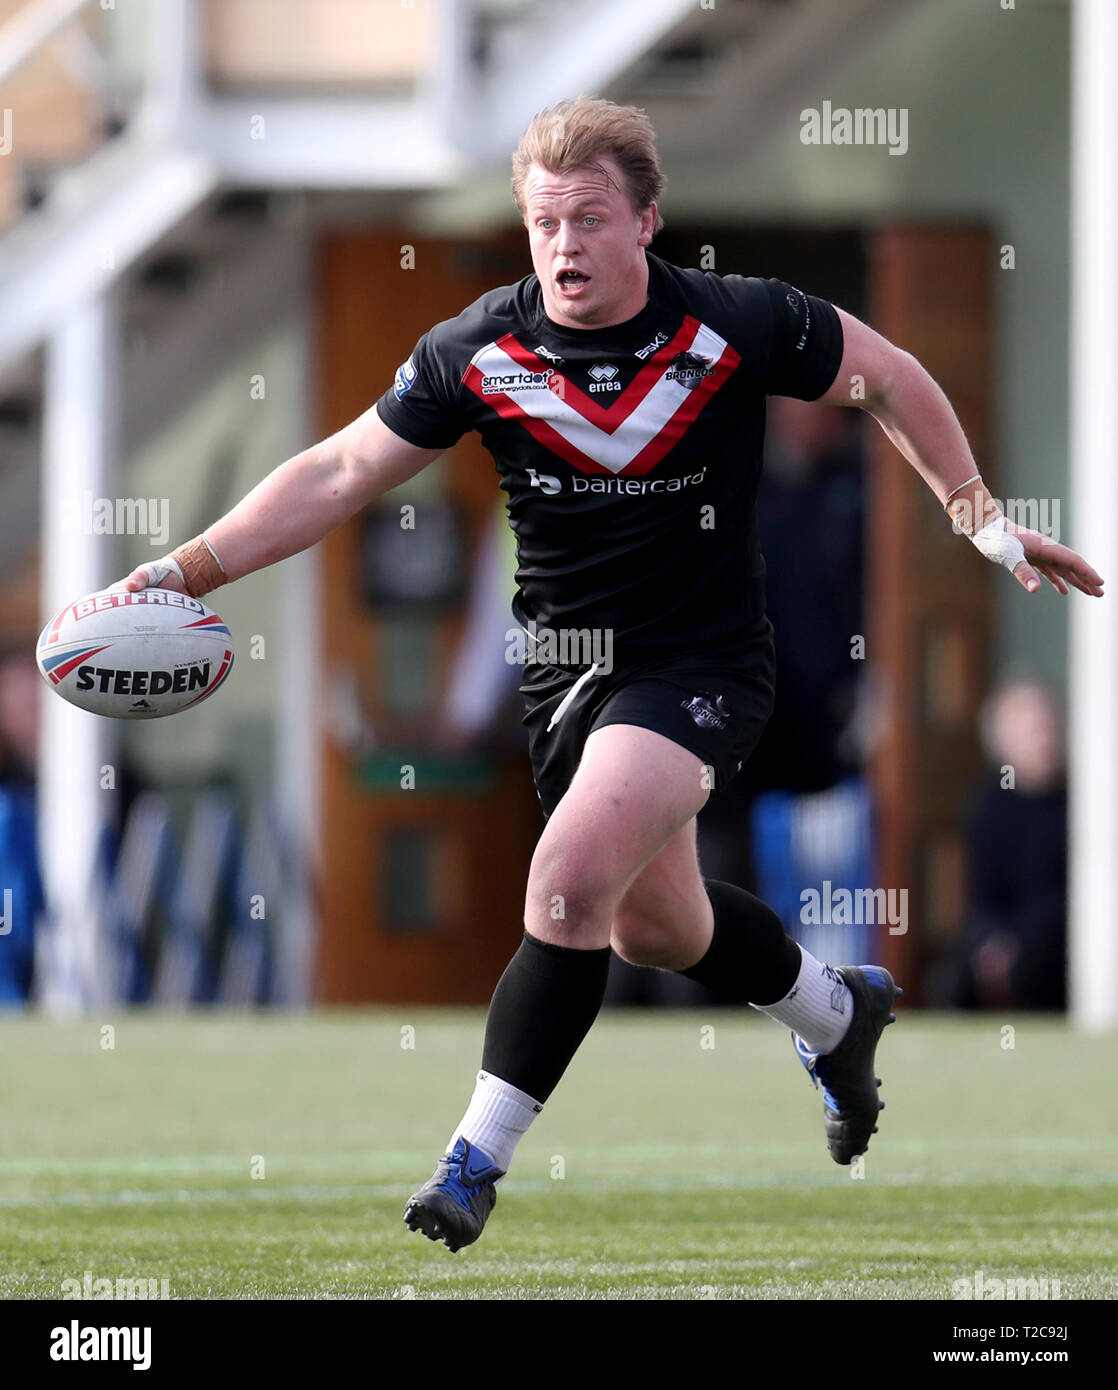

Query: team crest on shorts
681 692 731 731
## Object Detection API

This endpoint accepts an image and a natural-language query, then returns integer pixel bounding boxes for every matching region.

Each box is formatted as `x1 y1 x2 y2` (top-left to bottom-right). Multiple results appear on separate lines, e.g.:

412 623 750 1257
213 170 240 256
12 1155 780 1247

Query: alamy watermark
61 1270 171 1300
952 1269 1062 1301
800 101 908 156
800 880 908 936
59 492 170 547
505 621 614 674
950 496 1061 542
50 1322 151 1371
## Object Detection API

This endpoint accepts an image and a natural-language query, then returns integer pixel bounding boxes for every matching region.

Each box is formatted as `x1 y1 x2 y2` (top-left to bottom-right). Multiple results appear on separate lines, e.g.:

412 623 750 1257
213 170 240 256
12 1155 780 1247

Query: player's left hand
1004 523 1105 598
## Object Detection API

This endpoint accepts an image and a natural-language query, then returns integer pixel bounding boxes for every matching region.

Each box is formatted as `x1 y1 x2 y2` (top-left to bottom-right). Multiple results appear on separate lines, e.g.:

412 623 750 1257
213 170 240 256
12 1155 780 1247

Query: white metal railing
0 0 95 88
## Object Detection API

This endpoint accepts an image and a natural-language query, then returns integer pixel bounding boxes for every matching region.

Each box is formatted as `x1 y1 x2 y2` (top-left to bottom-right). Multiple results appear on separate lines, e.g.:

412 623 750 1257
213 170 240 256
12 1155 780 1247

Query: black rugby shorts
519 622 776 819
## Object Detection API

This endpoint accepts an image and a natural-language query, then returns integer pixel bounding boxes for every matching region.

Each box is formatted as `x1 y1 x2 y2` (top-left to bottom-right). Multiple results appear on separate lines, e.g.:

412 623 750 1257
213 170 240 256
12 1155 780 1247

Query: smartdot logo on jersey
481 368 554 394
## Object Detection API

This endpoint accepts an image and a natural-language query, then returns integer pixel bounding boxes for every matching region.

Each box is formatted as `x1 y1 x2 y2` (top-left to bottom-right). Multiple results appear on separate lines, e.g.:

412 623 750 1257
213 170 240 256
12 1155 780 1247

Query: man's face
522 158 657 329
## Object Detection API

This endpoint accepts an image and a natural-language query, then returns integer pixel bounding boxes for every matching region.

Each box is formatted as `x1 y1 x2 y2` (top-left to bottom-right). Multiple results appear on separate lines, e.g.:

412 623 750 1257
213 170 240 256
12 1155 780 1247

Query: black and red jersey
375 252 844 662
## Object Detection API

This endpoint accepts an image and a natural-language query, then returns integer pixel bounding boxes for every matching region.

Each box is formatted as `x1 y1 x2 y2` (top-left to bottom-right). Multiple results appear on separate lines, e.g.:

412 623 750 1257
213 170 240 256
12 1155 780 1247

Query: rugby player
117 98 1104 1254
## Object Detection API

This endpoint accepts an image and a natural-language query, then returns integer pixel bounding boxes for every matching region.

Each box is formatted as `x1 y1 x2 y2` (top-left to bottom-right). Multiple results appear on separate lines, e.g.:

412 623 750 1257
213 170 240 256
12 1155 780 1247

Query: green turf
0 1010 1115 1299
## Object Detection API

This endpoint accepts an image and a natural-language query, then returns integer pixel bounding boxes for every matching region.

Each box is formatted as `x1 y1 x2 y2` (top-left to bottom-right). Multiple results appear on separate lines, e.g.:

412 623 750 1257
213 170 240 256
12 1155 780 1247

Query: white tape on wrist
971 515 1027 572
137 556 186 588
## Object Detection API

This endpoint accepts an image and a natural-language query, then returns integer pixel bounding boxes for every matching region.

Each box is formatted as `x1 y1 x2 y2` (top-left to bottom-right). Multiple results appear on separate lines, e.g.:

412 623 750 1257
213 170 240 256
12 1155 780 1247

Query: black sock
679 879 801 1005
481 931 612 1103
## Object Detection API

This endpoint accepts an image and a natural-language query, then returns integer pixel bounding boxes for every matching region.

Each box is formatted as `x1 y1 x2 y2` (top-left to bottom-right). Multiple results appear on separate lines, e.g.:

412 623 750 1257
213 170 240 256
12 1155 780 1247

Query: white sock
751 945 853 1054
446 1070 543 1174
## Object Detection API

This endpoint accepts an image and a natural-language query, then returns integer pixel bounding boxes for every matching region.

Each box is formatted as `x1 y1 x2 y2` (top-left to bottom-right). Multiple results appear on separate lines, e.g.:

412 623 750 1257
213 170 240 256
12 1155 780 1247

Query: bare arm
118 406 444 592
821 308 1104 598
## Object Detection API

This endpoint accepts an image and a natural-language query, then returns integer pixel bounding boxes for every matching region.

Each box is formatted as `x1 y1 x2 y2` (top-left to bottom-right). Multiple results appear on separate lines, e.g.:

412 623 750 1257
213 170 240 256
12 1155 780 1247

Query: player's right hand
110 557 189 594
1007 523 1105 598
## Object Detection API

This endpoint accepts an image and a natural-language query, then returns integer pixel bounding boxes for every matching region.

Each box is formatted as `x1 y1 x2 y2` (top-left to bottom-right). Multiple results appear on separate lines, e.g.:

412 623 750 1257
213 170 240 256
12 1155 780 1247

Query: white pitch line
1 1168 1117 1210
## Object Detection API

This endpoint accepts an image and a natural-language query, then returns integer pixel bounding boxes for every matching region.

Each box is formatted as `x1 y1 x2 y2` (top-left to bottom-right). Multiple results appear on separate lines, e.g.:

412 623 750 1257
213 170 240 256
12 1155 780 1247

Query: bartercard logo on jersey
526 466 708 498
393 356 417 400
526 468 562 495
481 368 554 395
572 467 707 496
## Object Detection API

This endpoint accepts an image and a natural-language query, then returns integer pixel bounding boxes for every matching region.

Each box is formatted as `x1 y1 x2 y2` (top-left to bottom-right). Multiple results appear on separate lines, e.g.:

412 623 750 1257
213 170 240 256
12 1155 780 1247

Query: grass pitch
0 1009 1115 1300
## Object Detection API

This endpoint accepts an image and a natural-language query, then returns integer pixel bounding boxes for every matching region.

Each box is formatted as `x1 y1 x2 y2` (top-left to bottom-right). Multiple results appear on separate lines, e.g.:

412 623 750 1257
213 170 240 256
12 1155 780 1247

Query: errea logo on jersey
481 368 554 394
588 363 621 394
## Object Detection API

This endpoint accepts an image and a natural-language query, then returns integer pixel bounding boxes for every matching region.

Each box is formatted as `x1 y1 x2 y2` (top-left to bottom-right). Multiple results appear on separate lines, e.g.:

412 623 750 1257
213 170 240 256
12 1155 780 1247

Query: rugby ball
36 588 235 719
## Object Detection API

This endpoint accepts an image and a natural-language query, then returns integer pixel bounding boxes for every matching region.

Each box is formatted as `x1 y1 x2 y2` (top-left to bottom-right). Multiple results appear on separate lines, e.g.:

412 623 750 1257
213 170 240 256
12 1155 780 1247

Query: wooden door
314 231 538 1004
867 226 996 997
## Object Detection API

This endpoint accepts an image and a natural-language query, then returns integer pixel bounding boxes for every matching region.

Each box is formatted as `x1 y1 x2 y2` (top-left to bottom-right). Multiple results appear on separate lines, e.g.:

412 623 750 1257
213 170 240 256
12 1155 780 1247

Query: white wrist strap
943 471 981 505
971 514 1026 571
136 556 186 588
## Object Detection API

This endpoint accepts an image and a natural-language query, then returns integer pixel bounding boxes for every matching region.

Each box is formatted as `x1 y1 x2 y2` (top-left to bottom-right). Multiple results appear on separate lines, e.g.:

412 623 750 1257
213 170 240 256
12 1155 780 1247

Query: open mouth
557 269 590 294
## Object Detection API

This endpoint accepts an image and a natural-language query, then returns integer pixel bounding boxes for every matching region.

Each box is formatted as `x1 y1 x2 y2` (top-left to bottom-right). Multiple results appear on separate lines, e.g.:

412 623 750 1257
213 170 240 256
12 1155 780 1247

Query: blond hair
511 97 666 232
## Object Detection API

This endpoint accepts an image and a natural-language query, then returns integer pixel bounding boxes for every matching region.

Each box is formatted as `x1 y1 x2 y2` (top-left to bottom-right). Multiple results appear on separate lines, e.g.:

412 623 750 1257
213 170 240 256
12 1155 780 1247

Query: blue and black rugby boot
793 965 902 1165
404 1137 505 1252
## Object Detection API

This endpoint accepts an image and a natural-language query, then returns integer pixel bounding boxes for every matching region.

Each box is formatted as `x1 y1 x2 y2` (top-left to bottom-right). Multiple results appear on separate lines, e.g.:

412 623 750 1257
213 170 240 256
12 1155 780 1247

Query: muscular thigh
525 723 709 949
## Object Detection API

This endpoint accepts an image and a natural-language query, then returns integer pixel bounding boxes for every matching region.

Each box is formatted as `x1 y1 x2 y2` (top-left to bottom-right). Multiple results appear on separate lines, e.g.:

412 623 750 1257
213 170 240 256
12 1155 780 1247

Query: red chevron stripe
463 330 741 477
497 318 698 431
624 344 741 473
461 375 616 474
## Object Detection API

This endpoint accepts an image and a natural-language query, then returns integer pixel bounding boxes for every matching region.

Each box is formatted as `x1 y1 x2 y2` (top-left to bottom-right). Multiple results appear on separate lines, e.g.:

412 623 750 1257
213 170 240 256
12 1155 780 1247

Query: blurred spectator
698 394 866 887
932 677 1068 1011
0 652 44 1004
746 394 866 794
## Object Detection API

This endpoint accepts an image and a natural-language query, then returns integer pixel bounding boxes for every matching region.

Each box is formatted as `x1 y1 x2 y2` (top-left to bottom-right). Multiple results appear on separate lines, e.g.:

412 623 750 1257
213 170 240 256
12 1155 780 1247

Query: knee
525 846 618 943
611 908 686 969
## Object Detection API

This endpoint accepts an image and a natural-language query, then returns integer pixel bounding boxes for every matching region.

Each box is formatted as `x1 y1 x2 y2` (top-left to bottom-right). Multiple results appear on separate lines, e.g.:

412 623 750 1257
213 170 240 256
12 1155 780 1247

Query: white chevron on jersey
466 320 735 475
